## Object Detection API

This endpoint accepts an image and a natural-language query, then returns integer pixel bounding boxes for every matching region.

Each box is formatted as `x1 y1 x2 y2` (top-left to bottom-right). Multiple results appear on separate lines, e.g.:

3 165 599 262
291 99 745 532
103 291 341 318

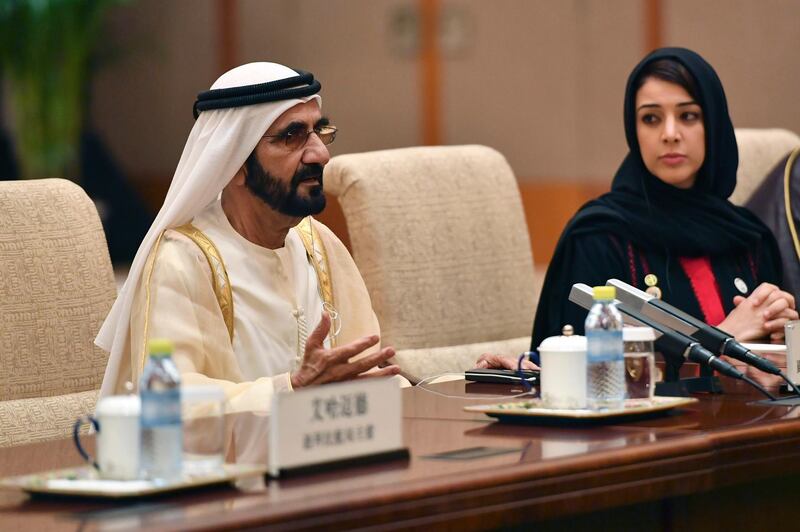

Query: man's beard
244 154 326 217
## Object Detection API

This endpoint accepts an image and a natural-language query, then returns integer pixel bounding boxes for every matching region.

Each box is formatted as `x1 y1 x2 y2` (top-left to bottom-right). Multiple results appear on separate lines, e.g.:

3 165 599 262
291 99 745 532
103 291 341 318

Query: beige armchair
732 128 800 205
324 145 536 382
0 179 117 446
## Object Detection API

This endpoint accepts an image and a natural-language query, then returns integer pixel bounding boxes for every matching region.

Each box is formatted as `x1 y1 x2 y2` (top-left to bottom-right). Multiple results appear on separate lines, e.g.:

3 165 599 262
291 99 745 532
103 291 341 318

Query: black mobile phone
464 368 539 385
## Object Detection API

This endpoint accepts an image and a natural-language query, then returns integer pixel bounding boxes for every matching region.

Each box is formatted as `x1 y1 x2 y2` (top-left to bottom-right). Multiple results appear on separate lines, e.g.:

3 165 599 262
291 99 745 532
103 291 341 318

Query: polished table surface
3 379 800 531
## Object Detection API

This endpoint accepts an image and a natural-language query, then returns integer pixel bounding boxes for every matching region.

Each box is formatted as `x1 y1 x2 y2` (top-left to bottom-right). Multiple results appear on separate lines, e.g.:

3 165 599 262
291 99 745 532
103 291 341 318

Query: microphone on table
606 279 785 378
569 283 656 329
569 283 776 400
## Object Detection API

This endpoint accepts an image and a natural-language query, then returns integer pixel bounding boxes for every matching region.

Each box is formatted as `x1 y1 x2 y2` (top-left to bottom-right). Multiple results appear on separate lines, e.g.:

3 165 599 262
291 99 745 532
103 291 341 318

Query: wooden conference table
2 379 800 531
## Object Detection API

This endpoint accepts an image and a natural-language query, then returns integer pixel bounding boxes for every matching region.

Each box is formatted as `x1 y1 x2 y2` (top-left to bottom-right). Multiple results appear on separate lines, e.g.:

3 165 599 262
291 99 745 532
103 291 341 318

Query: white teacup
73 395 141 480
538 328 588 409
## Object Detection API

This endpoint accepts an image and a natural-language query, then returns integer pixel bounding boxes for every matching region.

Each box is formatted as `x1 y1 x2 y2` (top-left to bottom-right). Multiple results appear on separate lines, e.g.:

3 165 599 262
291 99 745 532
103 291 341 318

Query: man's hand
474 353 538 371
290 313 400 388
720 283 798 342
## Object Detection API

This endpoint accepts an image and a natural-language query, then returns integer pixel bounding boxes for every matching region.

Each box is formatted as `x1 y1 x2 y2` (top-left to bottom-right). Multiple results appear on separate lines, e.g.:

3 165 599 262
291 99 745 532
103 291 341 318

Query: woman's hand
474 353 539 371
718 283 798 342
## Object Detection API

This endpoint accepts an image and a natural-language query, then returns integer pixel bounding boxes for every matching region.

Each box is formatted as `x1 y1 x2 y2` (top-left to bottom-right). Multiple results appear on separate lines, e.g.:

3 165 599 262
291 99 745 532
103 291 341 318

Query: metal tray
464 396 698 424
0 463 266 499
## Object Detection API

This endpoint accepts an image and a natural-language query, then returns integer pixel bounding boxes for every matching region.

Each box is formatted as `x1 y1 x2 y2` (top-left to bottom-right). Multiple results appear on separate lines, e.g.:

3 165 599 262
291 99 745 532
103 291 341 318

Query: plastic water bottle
585 286 625 409
139 338 183 480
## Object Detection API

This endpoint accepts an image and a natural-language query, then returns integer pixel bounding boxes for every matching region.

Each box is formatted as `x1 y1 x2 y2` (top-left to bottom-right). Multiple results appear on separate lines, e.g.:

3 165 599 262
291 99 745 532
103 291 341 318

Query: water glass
623 327 656 400
181 385 226 474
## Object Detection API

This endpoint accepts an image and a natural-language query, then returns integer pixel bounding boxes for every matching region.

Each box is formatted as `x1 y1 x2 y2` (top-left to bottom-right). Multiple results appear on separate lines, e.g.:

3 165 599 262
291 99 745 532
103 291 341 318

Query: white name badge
269 377 405 477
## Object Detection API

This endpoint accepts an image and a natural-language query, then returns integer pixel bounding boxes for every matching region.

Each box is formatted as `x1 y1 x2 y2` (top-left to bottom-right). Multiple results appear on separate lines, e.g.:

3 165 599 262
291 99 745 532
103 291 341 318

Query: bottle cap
148 338 174 357
593 286 616 300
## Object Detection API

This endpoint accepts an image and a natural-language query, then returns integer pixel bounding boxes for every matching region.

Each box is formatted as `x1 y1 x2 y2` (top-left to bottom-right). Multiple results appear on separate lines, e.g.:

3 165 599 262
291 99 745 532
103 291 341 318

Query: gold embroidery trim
174 223 235 343
140 231 165 373
784 146 800 263
141 219 329 366
295 217 336 346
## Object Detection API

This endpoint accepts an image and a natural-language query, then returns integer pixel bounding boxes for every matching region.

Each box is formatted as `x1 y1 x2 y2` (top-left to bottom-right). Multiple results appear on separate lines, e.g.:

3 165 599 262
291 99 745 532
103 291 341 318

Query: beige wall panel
35 0 800 189
664 0 800 134
91 0 217 180
442 0 581 179
572 0 643 180
443 0 641 182
238 0 419 158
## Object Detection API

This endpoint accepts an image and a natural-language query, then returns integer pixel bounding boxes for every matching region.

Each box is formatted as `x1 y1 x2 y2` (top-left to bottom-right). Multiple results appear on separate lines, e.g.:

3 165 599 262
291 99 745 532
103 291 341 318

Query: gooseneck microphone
569 284 776 400
607 279 782 377
570 284 742 378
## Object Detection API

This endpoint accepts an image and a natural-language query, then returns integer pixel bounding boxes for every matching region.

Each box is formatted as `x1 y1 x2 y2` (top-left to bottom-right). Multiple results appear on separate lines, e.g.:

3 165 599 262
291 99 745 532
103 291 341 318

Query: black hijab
531 47 781 348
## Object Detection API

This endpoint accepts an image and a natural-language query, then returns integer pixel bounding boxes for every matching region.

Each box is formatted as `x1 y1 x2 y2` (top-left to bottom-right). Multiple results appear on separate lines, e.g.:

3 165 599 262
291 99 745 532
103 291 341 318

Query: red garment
678 256 726 326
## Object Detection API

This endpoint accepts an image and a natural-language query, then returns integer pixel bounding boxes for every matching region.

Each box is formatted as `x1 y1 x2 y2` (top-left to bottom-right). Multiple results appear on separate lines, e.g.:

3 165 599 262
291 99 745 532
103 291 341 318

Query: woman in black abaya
528 47 796 352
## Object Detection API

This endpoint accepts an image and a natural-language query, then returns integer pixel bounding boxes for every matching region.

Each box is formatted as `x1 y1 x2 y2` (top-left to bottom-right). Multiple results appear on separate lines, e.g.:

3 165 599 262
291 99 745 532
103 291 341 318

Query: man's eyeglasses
263 125 338 151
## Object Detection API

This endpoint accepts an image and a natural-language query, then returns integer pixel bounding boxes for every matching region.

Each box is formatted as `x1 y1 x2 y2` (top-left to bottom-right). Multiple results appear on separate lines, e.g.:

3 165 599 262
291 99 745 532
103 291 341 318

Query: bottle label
586 329 623 363
140 389 181 428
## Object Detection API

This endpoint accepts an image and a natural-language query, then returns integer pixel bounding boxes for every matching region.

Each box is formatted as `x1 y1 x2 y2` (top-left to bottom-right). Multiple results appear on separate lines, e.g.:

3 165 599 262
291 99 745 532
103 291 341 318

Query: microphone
569 284 744 379
568 283 650 328
570 284 776 400
607 279 781 376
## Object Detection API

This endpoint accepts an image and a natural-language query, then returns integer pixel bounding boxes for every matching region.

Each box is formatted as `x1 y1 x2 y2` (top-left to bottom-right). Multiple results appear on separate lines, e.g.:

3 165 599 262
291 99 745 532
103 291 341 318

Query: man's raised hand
290 312 400 388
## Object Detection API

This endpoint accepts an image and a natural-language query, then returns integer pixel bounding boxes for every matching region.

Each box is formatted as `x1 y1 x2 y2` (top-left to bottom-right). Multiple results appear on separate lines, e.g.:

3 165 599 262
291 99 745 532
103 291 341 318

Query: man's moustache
291 164 324 187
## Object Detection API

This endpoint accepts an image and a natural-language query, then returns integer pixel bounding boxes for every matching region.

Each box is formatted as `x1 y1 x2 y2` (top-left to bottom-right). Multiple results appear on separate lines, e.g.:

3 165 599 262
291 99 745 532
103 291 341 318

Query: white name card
785 324 800 385
268 377 405 477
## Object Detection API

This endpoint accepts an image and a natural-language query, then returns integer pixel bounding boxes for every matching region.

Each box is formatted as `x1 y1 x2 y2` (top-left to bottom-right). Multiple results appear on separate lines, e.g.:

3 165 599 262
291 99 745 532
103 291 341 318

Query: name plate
786 322 800 385
268 377 405 477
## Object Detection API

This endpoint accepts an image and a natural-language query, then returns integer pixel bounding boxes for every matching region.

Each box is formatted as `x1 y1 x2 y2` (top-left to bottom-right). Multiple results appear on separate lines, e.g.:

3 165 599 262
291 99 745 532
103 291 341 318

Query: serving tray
464 396 698 424
0 463 266 499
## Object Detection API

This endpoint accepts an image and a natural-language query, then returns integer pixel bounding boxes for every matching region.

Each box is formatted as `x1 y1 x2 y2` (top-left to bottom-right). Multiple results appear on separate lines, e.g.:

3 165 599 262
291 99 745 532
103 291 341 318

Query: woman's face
635 77 705 189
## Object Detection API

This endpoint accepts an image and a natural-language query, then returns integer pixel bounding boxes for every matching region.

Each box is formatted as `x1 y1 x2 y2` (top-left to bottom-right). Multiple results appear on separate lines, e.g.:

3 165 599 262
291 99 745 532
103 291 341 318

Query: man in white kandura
96 63 400 411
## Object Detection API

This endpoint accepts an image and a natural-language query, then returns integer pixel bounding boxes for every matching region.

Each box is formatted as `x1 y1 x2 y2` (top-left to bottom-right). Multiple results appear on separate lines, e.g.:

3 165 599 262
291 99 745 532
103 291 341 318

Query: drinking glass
181 385 226 474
